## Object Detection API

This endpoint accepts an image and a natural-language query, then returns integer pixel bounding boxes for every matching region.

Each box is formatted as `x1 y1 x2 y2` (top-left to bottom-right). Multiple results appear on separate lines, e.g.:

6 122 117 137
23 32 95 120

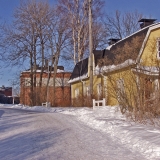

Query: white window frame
86 86 90 96
157 38 160 59
97 83 102 99
116 78 125 101
25 78 31 86
75 88 79 98
154 79 159 91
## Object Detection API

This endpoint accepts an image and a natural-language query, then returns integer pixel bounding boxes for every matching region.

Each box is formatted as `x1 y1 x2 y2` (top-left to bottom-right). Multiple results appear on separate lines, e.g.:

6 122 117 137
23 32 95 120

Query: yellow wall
106 67 137 106
140 29 160 66
71 53 103 99
71 76 103 99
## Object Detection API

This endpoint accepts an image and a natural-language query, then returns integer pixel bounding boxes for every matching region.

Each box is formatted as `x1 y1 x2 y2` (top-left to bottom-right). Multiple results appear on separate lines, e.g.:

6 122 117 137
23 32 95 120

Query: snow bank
1 104 160 160
62 106 160 160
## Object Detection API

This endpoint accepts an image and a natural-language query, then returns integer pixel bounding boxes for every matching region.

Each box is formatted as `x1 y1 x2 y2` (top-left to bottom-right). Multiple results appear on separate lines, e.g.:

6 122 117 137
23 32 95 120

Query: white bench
93 98 106 109
42 102 50 107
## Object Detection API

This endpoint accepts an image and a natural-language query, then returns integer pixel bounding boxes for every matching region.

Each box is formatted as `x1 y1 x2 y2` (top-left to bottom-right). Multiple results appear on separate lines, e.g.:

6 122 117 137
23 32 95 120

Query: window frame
75 88 79 98
157 38 160 59
97 83 102 99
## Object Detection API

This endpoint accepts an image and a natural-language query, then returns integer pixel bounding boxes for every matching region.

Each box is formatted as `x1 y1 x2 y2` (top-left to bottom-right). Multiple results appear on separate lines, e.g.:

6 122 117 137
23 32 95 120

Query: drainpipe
101 73 107 105
80 79 85 106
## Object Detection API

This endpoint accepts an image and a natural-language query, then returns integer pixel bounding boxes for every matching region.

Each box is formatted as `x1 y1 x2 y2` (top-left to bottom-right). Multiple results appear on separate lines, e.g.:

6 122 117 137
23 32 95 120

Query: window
144 78 159 100
97 83 102 99
75 88 79 98
117 78 125 92
157 38 160 59
154 79 159 91
25 78 31 86
145 78 153 99
154 79 159 98
83 86 90 96
86 86 90 96
116 78 125 101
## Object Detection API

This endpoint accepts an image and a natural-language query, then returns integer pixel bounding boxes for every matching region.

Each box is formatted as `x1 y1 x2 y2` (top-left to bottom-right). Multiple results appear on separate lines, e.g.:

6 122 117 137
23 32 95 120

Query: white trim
104 76 107 103
157 38 160 60
97 83 102 100
75 88 79 98
68 73 88 84
132 65 160 76
154 79 159 91
106 22 160 51
95 59 135 75
137 23 160 62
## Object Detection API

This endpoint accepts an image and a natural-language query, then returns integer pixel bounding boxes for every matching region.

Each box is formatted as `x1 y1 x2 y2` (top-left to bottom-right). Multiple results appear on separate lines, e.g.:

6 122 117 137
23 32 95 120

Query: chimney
57 66 64 70
138 18 156 29
108 38 121 46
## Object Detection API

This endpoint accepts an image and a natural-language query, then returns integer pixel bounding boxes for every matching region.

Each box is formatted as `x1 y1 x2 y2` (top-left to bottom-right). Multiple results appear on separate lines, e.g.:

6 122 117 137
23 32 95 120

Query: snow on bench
93 98 106 109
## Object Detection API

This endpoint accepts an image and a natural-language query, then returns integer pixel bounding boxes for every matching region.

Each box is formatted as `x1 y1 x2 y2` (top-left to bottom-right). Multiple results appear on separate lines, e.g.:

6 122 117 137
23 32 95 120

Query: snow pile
62 106 160 160
0 104 55 113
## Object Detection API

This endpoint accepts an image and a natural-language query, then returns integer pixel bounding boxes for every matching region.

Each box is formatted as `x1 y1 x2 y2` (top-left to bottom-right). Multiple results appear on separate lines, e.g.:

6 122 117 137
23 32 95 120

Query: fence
93 98 106 109
42 102 51 107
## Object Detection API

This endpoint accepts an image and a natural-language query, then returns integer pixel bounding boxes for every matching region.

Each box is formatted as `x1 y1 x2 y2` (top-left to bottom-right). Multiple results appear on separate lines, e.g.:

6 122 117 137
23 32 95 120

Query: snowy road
0 107 146 160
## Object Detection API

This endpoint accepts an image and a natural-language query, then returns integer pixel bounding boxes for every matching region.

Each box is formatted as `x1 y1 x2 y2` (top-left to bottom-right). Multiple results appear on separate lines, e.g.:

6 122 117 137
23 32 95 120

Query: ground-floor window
116 78 125 101
144 78 159 100
97 83 102 99
75 88 79 98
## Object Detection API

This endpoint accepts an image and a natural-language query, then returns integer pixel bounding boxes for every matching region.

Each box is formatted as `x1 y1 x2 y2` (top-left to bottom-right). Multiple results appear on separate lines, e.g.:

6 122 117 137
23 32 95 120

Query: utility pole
89 0 93 97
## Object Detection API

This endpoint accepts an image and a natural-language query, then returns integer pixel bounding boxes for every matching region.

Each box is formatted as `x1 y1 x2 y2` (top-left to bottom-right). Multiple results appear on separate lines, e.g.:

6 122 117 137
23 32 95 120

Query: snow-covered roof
132 65 160 76
70 22 160 82
21 69 65 74
69 58 88 83
95 59 136 75
68 73 88 83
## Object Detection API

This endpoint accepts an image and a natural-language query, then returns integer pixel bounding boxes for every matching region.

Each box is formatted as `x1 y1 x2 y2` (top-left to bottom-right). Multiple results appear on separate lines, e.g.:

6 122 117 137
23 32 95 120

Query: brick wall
20 71 71 107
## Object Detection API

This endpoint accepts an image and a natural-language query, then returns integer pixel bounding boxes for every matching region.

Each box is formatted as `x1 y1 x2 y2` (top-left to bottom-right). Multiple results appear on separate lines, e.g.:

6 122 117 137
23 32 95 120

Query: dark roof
138 18 157 29
93 49 115 66
70 24 152 81
69 58 88 80
138 18 157 23
103 26 150 65
108 38 121 45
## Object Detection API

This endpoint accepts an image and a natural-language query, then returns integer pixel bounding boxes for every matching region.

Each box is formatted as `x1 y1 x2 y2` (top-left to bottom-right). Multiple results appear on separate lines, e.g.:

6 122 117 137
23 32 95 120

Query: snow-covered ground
1 104 160 160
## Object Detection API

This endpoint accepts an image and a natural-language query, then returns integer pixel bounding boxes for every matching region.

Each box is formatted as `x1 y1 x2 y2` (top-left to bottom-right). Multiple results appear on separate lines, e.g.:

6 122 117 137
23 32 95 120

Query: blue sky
1 0 160 86
106 0 160 20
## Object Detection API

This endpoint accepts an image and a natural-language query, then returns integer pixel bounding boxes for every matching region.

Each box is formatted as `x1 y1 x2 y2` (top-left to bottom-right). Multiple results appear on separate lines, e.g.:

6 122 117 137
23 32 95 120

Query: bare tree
0 0 69 106
57 0 107 64
46 8 70 106
104 10 143 39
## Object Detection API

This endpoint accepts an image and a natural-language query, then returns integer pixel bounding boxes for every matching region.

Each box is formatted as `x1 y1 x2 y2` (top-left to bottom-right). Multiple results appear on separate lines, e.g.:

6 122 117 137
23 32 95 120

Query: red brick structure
0 86 12 96
20 67 71 107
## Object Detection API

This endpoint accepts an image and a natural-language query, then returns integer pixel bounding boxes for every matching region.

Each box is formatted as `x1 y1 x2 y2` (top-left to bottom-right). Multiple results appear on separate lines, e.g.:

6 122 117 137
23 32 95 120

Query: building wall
0 87 12 96
106 67 137 106
105 28 160 106
140 29 160 66
20 72 71 107
71 76 102 99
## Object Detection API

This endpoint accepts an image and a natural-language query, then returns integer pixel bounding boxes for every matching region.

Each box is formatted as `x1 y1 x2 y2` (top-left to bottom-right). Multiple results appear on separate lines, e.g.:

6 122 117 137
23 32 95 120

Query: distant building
20 66 71 107
0 86 12 96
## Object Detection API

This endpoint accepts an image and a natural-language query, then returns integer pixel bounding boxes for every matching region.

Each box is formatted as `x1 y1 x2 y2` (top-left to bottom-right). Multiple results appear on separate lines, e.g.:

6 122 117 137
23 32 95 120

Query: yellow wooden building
69 19 160 108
